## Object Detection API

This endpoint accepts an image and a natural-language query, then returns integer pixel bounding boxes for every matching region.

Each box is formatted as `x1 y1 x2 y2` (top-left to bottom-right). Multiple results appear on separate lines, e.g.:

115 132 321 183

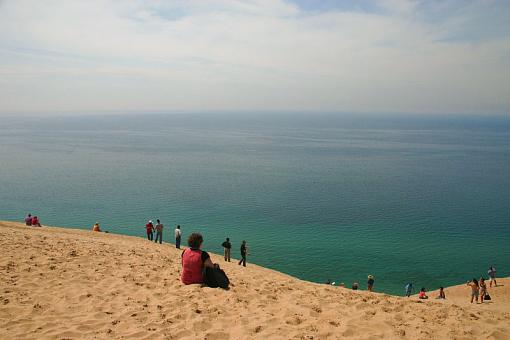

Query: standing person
181 233 216 285
175 225 182 249
145 220 154 241
31 216 42 227
479 277 488 303
437 287 446 299
238 240 247 267
467 278 480 303
488 266 497 287
154 219 163 244
24 214 32 226
367 275 375 292
222 237 232 262
405 283 413 297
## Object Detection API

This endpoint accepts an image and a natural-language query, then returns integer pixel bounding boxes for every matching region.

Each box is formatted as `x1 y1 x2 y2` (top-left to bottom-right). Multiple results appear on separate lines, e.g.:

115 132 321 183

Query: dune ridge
0 220 509 340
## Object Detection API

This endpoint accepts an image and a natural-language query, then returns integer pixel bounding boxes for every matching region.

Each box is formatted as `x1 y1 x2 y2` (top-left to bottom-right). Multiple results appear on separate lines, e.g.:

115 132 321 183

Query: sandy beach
1 221 509 340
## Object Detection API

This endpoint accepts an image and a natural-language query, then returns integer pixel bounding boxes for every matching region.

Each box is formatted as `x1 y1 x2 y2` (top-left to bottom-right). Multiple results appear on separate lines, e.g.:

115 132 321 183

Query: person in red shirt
145 220 154 241
181 233 215 285
31 216 42 227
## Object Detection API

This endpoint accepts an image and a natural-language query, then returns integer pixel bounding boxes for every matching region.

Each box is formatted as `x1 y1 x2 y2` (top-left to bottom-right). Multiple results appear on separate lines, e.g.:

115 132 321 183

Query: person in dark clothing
222 237 232 262
238 240 247 267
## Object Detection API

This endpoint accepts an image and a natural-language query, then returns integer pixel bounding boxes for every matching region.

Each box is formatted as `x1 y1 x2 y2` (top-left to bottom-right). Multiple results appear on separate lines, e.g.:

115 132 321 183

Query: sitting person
419 287 428 299
24 214 32 226
92 222 102 232
437 286 446 299
352 282 359 290
181 233 215 285
31 216 42 227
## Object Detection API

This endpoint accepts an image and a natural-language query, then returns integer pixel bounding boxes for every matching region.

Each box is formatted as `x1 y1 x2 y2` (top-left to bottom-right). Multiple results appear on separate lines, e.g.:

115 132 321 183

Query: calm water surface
1 113 509 294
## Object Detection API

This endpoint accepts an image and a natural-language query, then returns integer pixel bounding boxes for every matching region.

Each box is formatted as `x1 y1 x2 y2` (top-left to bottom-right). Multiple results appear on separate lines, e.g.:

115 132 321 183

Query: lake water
1 113 509 294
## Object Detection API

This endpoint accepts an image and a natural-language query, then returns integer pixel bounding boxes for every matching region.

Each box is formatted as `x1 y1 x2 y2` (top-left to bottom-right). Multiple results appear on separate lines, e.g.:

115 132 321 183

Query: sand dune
1 221 509 340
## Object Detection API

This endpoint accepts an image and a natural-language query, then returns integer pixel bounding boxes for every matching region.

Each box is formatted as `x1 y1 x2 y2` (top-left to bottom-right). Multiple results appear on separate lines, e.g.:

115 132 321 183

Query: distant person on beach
352 282 359 290
238 240 247 267
155 219 163 244
175 225 182 249
31 216 42 227
222 237 231 262
488 266 497 287
92 222 102 232
437 287 446 299
24 214 32 226
181 233 215 285
467 278 480 303
405 283 413 297
145 220 154 241
479 277 488 303
367 275 375 292
419 287 428 299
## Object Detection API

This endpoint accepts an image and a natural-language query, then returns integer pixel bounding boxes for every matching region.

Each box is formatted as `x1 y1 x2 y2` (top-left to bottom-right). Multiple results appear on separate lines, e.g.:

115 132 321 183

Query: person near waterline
467 278 480 303
437 286 446 299
155 219 163 244
238 240 247 267
418 287 428 299
145 220 154 241
479 277 488 303
488 266 497 287
175 225 182 249
352 282 359 290
222 237 232 262
405 282 413 297
181 233 215 285
31 216 42 227
92 222 102 232
367 275 375 292
24 214 32 226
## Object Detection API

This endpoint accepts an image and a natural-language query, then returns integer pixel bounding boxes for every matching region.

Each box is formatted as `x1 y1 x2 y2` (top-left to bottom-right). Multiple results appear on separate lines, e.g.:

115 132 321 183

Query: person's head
177 225 181 229
28 214 31 217
187 233 203 249
473 278 478 285
157 219 160 223
95 222 99 226
242 240 246 245
226 237 230 241
420 287 426 292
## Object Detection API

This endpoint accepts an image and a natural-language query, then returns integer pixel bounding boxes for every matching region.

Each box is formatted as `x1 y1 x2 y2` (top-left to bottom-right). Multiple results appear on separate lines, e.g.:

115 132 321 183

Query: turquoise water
1 113 509 294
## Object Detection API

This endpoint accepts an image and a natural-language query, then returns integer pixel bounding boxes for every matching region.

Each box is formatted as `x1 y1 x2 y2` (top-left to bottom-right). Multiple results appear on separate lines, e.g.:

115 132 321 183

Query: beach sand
1 221 509 340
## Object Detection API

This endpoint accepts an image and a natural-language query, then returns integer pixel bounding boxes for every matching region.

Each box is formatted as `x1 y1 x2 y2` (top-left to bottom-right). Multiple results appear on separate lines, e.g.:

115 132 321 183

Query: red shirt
145 223 153 231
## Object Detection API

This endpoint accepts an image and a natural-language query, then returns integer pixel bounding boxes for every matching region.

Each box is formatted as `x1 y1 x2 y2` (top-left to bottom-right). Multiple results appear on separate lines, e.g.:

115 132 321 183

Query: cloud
0 0 509 115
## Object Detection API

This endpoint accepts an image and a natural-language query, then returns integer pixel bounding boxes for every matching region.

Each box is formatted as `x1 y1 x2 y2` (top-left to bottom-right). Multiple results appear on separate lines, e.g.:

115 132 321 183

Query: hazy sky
1 0 509 115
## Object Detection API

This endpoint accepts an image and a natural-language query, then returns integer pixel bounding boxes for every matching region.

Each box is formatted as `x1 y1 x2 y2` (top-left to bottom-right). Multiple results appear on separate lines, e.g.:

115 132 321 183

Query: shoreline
1 220 509 339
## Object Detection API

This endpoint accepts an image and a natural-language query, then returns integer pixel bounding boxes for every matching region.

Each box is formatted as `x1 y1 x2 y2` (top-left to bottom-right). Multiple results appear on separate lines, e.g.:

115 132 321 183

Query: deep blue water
1 113 509 294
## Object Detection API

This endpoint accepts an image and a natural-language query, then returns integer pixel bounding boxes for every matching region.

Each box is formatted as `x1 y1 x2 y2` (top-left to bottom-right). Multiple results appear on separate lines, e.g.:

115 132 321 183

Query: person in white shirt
175 225 182 249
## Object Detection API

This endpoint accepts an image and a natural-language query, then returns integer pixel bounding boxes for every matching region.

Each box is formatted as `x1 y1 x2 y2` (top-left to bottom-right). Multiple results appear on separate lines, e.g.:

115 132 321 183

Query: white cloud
0 0 509 115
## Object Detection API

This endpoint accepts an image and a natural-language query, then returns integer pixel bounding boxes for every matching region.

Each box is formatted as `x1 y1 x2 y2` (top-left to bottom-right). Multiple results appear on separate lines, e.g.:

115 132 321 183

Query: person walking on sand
479 277 488 303
488 266 497 287
154 219 163 244
222 237 232 262
175 225 182 249
145 220 154 241
467 278 480 303
367 275 375 292
31 216 42 227
92 222 102 232
24 214 32 226
238 240 247 267
405 283 413 297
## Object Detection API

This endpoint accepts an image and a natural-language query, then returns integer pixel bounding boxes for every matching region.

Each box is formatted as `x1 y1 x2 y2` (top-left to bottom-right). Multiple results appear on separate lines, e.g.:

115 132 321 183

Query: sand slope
0 221 509 340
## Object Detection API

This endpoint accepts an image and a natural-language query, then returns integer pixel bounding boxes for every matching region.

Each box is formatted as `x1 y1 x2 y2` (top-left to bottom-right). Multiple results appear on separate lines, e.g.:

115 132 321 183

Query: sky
0 0 509 116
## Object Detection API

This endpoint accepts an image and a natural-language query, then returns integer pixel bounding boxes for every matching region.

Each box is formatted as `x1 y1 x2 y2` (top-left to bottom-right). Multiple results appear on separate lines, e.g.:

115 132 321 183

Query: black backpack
204 266 230 289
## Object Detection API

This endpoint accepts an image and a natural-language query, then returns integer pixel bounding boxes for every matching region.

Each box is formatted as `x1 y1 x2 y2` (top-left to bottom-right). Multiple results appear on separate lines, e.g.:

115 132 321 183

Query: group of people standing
144 219 179 245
